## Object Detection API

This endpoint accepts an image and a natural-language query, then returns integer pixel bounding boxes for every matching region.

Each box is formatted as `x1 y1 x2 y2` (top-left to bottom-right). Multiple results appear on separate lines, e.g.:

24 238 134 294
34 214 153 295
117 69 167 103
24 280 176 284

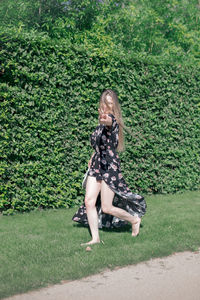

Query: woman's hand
98 109 112 126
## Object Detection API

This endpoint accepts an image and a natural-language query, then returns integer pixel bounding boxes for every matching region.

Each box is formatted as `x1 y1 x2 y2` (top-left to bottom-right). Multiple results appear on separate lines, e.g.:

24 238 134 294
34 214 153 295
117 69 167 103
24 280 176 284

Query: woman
72 89 146 245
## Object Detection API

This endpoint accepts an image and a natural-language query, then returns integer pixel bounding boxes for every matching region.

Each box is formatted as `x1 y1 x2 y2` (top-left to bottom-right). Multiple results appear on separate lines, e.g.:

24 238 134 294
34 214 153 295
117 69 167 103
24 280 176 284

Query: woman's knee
85 196 96 209
101 205 112 214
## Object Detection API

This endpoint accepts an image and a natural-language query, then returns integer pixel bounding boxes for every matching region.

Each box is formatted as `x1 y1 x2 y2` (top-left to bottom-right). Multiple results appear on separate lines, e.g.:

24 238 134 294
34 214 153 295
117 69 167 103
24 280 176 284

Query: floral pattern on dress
72 114 147 228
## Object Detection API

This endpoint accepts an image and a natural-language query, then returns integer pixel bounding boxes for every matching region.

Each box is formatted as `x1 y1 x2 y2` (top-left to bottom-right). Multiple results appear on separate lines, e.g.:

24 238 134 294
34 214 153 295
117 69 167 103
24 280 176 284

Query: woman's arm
88 152 95 168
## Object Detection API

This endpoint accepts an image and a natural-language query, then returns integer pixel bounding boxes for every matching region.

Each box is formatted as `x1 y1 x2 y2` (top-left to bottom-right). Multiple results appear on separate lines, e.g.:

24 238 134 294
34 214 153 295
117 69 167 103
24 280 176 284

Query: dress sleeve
108 114 119 131
90 125 103 151
109 114 119 148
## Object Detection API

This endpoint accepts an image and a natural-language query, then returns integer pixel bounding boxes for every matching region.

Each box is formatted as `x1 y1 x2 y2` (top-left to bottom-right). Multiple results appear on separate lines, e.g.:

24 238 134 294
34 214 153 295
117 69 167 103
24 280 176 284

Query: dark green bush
0 28 199 214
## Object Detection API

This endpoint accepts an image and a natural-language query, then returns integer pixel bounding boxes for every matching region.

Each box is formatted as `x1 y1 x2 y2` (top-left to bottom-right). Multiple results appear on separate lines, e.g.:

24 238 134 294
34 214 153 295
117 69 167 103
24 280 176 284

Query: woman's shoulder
108 114 118 124
108 113 116 121
108 113 114 118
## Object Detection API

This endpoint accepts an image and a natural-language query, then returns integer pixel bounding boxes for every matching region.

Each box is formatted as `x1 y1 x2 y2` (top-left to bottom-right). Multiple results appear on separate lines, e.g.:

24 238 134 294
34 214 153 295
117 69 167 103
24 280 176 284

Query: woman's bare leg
82 176 102 245
101 181 141 236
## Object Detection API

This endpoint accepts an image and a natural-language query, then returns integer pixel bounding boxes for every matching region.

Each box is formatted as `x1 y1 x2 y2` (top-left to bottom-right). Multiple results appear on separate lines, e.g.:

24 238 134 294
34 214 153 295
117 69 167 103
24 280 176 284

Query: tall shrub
0 28 199 214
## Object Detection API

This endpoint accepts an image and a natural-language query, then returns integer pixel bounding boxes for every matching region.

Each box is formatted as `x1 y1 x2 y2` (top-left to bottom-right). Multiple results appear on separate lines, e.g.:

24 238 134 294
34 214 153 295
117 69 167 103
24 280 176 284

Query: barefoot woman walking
72 89 146 245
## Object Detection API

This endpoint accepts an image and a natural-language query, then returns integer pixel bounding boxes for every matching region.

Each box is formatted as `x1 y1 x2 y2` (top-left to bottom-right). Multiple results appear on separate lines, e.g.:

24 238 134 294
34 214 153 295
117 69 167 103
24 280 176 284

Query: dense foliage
0 1 199 214
0 27 199 214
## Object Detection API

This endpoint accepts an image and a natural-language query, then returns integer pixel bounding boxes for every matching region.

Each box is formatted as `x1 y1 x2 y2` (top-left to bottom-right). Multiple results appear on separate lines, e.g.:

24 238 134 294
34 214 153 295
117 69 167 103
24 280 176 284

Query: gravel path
5 249 200 300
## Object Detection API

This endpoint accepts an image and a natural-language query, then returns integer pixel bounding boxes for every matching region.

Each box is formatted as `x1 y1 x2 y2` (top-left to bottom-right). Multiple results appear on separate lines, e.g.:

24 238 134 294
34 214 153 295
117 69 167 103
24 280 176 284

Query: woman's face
102 95 114 114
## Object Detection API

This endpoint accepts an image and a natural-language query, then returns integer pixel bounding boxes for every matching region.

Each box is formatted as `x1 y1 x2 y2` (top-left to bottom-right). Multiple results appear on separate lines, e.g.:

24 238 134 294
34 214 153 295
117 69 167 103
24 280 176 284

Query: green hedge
0 28 199 214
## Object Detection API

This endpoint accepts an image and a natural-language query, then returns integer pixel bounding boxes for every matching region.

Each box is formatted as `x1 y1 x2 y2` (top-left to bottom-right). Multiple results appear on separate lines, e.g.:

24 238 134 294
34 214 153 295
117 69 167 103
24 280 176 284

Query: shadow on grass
73 223 144 234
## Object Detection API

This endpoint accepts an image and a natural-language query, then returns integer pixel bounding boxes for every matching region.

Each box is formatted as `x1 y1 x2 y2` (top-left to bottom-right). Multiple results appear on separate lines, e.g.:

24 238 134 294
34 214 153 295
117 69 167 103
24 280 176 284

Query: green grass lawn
0 190 200 299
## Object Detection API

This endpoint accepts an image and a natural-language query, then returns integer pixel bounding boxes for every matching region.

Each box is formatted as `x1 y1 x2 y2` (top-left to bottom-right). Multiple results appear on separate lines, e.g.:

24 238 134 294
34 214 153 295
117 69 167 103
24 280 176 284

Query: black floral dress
72 114 147 228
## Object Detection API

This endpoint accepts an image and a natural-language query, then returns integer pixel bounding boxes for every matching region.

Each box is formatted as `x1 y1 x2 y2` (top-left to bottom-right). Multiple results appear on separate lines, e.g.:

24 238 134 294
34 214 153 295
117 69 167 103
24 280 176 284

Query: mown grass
0 191 200 299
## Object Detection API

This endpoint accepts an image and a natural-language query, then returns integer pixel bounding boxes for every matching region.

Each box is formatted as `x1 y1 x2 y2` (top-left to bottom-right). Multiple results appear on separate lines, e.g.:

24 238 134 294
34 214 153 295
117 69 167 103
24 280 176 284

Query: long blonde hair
99 89 124 152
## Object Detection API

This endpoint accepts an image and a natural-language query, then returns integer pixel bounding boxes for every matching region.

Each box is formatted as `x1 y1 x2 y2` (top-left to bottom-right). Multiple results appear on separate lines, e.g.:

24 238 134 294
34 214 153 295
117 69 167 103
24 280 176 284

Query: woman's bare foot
81 239 100 246
132 217 141 237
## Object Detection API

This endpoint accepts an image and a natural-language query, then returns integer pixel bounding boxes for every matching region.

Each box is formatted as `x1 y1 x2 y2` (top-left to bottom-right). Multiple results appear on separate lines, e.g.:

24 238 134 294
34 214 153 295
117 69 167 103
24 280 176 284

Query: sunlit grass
0 190 200 299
